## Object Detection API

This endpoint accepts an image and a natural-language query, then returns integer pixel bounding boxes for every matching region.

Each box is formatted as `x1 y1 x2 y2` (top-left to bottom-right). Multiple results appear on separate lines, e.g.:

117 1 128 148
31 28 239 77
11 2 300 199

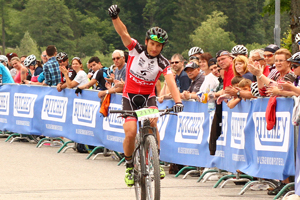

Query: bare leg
123 121 137 157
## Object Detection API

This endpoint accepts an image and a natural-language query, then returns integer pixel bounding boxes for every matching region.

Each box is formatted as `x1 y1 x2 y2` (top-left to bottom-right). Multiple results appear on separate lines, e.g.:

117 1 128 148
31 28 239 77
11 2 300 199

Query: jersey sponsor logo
103 103 124 133
174 112 204 144
128 74 155 86
0 92 10 116
230 112 247 149
129 53 160 82
253 112 290 152
72 99 99 128
41 95 68 122
217 111 228 146
138 57 146 68
13 93 37 118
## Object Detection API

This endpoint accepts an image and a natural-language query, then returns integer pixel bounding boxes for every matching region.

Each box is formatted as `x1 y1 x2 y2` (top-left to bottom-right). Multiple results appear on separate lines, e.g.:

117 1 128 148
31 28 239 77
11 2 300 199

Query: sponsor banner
212 101 251 174
0 85 296 180
160 100 214 167
243 98 295 180
0 85 12 131
101 94 125 153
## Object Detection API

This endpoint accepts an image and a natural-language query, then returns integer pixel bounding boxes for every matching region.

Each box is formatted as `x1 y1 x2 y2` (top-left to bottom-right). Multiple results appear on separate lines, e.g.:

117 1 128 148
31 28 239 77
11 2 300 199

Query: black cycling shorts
122 93 157 122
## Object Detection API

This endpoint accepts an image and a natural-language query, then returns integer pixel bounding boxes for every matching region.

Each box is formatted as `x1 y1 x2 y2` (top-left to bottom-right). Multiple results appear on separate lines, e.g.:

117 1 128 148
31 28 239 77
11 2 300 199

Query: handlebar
109 107 175 118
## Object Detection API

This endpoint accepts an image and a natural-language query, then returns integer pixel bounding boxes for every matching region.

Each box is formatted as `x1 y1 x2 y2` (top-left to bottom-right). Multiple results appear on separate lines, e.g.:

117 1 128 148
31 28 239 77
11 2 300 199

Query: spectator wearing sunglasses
278 52 300 96
43 45 61 86
41 50 48 65
112 50 126 82
56 52 77 92
171 53 191 92
98 50 126 98
264 44 280 79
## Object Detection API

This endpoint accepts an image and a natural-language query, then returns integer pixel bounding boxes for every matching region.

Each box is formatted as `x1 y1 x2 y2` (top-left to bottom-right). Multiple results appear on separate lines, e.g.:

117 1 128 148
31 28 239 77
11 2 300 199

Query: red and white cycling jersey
124 38 172 96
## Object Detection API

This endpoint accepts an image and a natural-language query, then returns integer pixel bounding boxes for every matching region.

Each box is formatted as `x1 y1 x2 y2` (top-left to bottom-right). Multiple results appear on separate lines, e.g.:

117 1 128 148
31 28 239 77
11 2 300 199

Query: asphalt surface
0 136 275 200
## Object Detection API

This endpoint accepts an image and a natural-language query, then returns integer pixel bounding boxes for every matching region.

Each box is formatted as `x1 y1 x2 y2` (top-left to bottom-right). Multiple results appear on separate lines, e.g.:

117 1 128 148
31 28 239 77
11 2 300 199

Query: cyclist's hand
75 88 82 96
108 5 120 19
173 102 184 113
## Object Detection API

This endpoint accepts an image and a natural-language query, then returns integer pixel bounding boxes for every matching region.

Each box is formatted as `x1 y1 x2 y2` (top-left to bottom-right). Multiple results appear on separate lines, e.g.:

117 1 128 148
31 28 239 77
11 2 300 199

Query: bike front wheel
144 135 160 200
134 146 146 200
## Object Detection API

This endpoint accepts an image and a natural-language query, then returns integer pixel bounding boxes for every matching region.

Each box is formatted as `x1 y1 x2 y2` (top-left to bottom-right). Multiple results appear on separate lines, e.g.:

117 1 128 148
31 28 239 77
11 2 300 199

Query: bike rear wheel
144 135 160 200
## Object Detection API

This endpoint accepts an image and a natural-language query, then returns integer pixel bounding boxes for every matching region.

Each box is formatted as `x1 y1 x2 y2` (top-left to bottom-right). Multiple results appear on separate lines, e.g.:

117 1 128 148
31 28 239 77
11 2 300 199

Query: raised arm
108 5 132 47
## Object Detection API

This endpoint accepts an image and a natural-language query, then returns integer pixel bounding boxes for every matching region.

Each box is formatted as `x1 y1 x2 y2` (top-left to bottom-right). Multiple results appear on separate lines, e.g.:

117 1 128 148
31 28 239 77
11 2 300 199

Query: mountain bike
109 107 175 200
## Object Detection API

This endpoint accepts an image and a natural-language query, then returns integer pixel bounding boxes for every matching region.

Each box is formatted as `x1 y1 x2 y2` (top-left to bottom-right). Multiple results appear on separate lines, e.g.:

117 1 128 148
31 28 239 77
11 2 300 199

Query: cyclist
188 47 204 59
231 45 248 57
108 5 184 187
56 52 77 92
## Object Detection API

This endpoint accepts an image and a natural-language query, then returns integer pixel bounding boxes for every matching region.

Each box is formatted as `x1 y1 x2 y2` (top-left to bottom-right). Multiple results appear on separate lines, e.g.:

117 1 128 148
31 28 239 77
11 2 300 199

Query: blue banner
0 85 296 180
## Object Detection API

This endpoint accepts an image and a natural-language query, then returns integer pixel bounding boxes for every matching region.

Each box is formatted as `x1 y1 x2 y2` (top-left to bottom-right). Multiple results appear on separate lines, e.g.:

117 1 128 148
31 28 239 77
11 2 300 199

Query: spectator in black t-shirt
78 56 107 91
56 52 77 92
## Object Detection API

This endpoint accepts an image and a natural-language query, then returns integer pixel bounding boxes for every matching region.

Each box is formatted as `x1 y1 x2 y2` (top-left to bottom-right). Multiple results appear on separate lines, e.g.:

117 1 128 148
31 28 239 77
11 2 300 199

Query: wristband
106 90 109 94
258 74 263 79
189 94 192 99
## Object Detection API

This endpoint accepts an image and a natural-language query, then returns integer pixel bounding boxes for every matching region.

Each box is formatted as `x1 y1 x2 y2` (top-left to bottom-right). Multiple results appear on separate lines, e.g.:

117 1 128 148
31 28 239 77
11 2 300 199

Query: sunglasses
112 57 121 61
58 59 67 63
219 51 231 57
292 64 300 69
252 58 264 62
171 61 180 65
150 34 165 43
189 56 199 60
263 54 273 58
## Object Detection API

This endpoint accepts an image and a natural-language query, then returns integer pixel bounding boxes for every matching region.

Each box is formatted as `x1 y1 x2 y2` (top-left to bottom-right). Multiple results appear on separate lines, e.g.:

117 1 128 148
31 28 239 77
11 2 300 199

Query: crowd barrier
0 84 299 194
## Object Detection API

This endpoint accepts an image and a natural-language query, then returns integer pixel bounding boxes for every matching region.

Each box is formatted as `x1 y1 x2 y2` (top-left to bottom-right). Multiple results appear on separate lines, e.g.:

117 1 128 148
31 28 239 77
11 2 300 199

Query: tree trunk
290 0 300 54
1 3 5 55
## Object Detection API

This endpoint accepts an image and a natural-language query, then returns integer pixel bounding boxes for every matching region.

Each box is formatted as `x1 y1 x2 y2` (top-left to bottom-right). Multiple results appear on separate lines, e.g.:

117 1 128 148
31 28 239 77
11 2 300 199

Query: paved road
0 137 275 200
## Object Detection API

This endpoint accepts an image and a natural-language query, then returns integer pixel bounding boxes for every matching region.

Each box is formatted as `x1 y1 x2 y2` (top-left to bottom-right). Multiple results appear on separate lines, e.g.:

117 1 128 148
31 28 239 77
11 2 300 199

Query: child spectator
227 78 252 109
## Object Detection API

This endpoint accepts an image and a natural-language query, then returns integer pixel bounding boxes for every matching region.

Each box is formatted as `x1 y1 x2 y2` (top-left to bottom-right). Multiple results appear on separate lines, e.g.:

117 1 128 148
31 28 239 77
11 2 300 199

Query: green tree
190 11 236 56
0 0 24 53
169 0 214 56
245 43 269 53
15 31 40 57
21 0 74 54
76 32 106 57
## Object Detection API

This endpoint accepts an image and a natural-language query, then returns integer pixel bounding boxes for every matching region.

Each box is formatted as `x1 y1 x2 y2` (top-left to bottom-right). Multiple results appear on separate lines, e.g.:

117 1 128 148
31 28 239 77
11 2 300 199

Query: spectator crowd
1 33 300 197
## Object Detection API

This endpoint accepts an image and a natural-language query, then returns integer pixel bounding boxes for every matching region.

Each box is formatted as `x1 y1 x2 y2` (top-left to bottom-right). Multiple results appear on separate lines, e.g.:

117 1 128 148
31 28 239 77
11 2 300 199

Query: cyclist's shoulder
157 54 170 69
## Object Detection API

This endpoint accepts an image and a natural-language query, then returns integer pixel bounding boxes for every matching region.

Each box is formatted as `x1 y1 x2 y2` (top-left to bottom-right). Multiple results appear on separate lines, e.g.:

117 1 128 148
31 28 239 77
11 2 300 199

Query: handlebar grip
109 110 123 114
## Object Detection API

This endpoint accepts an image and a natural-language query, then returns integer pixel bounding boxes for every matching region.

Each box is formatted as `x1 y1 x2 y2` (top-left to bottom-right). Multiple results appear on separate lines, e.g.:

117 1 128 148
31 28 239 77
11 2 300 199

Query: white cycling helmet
251 82 260 97
188 47 204 57
295 33 300 44
23 54 36 67
287 52 300 63
0 55 8 64
231 45 248 56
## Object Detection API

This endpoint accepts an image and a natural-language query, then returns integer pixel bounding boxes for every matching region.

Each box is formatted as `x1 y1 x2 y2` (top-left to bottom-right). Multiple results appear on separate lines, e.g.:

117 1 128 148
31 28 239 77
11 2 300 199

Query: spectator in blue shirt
43 45 61 86
171 53 191 92
0 63 14 83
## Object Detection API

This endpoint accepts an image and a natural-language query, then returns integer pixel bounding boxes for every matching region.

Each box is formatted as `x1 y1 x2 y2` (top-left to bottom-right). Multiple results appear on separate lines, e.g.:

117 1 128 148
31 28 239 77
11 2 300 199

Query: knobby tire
144 135 160 200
